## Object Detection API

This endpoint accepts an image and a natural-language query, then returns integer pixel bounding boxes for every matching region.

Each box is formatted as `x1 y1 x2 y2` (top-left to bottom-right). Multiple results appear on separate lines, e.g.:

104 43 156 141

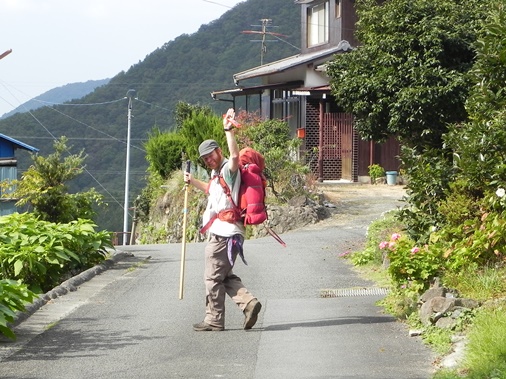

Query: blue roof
0 133 39 152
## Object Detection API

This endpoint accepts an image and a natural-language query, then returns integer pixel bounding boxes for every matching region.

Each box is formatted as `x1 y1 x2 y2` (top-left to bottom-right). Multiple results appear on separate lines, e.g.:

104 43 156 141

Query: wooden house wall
341 0 359 46
357 136 401 176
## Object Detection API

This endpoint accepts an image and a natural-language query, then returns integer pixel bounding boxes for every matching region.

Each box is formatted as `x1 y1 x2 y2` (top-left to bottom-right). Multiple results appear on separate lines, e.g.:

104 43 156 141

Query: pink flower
388 241 396 249
379 241 388 249
391 233 401 241
410 247 420 254
339 251 350 257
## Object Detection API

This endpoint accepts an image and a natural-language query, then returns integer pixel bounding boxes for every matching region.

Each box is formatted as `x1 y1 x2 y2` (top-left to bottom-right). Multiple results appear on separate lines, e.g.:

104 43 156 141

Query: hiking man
183 108 262 331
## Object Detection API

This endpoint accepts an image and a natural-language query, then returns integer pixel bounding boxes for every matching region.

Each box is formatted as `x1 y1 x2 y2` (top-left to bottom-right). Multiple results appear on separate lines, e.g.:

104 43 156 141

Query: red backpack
237 147 268 225
200 148 286 246
200 147 267 233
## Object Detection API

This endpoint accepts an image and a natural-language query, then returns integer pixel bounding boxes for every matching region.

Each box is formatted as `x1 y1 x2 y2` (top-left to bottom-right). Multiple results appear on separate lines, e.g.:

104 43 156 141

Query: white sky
0 0 244 116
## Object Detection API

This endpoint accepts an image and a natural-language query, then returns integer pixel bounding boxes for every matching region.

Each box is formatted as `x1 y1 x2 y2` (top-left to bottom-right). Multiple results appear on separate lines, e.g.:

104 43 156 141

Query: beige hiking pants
204 234 255 328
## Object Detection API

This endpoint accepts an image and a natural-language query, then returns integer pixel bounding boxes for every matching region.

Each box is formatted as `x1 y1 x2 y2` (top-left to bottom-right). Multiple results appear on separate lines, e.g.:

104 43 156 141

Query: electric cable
47 103 147 153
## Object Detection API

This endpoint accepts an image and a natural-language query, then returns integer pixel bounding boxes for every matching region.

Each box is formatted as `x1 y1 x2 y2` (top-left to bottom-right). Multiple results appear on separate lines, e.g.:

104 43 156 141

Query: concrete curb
11 251 134 327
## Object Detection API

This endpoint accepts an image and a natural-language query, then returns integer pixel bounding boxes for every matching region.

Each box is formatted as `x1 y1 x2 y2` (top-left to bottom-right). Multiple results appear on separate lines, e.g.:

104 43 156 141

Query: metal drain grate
320 287 390 298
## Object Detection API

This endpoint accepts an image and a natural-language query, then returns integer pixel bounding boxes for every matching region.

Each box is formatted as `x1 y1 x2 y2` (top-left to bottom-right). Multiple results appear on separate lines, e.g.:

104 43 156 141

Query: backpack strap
200 215 217 234
264 224 287 247
205 160 227 195
217 175 239 211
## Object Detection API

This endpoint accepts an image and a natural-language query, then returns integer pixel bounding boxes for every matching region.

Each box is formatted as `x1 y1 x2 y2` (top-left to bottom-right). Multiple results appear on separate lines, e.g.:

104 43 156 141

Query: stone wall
418 281 480 330
253 195 333 238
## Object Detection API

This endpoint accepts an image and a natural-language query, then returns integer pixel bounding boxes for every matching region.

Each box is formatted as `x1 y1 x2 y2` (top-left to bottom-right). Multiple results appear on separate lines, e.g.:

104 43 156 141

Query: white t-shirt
203 159 245 237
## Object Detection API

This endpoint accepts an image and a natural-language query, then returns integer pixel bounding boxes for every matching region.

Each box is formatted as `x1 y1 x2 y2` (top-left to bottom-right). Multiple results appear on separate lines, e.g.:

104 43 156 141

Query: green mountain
0 79 110 119
0 0 301 234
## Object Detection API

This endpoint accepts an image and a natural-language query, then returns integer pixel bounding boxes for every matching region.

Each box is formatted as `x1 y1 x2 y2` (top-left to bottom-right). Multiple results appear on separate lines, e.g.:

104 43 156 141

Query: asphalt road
0 185 435 379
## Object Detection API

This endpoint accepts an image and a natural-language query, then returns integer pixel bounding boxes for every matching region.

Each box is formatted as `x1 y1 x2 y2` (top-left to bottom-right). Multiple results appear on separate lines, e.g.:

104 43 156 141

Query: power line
9 136 148 142
271 34 300 52
135 97 172 112
46 103 147 154
201 0 233 9
33 98 125 107
0 81 58 139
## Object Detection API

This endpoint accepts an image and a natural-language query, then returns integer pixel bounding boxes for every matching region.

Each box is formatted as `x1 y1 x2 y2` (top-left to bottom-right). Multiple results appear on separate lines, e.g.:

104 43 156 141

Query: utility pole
0 49 12 60
123 89 136 245
258 19 270 65
242 19 287 65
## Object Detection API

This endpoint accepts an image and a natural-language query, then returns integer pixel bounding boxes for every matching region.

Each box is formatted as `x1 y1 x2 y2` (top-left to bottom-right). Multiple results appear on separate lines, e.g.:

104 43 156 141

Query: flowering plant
487 186 506 211
379 232 443 291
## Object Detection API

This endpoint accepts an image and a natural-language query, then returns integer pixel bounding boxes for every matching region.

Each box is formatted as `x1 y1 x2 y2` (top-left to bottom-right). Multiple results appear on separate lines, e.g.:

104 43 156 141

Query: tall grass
443 266 506 301
432 305 506 379
463 306 506 378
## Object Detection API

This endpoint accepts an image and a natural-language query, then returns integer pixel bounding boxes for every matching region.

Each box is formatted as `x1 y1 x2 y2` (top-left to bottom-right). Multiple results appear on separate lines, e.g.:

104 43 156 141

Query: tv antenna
242 19 287 65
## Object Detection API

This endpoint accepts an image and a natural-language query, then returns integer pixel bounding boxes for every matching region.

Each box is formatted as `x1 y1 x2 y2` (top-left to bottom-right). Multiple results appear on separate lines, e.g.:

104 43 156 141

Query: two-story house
211 0 400 182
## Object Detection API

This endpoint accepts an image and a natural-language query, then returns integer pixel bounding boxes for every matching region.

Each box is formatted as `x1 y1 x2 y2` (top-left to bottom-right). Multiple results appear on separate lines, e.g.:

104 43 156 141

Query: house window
272 90 300 135
0 166 16 197
307 1 329 47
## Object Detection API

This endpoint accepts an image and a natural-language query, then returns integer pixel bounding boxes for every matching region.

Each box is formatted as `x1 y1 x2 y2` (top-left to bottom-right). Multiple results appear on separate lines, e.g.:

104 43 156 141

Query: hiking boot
243 299 262 330
193 321 224 332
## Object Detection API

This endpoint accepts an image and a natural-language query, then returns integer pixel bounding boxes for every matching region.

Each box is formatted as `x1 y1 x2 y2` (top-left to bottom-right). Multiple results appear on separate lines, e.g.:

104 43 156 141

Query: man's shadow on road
260 315 395 331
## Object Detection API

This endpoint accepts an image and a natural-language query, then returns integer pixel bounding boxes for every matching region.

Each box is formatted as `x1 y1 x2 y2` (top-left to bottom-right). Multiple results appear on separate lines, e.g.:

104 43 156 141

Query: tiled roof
233 40 352 84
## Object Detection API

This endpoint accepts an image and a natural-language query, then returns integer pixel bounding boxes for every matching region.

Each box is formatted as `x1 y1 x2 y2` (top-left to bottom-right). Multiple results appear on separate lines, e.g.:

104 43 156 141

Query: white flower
496 188 505 198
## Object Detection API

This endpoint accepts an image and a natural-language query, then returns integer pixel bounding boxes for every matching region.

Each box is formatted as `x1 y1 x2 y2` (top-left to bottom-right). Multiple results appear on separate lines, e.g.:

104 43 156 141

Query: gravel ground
318 182 407 227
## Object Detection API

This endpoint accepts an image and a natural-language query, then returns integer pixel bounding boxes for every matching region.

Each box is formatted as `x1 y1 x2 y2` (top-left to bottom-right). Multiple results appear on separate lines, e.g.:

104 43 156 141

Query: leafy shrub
0 213 113 293
173 101 214 131
236 117 308 202
144 128 186 179
379 232 443 292
56 219 114 272
350 246 378 266
176 107 225 164
434 210 506 273
2 137 104 224
0 279 36 340
437 179 482 229
425 186 506 276
368 164 385 184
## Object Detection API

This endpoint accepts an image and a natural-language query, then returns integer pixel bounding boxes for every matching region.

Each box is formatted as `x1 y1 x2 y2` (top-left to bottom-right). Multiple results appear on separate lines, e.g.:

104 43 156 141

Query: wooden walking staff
179 160 191 300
